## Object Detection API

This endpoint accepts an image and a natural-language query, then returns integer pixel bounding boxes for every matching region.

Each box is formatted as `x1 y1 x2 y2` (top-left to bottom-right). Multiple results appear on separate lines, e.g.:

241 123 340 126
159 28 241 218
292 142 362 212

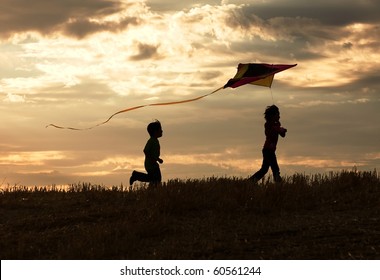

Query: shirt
263 121 286 151
143 137 160 171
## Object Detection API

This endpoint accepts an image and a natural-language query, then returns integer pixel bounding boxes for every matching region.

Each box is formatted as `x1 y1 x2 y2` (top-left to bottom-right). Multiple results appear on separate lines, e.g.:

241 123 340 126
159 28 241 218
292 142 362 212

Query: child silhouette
130 120 163 186
250 105 287 183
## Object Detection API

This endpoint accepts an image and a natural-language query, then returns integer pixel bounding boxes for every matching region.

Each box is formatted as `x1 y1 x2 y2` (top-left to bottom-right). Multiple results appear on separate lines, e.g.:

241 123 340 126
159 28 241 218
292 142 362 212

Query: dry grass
1 170 379 259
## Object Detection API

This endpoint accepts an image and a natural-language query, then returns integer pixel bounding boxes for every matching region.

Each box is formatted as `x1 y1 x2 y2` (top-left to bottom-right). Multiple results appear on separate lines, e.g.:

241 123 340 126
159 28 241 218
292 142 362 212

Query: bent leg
131 170 151 183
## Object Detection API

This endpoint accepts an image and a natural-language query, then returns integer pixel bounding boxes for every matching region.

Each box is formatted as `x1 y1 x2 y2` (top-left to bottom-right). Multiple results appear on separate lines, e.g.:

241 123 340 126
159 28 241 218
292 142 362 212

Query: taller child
250 105 287 183
130 120 163 186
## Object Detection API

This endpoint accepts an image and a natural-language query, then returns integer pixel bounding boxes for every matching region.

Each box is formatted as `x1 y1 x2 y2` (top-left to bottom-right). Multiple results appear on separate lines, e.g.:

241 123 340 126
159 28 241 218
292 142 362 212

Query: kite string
46 86 224 130
270 87 275 104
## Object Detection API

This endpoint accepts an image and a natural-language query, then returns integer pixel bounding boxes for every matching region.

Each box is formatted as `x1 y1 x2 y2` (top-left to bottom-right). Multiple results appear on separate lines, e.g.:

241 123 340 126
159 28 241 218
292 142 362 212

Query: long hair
264 105 279 121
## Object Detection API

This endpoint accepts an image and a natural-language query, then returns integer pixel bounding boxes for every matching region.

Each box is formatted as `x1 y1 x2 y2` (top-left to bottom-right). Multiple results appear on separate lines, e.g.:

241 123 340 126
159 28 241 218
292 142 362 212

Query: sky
0 0 379 187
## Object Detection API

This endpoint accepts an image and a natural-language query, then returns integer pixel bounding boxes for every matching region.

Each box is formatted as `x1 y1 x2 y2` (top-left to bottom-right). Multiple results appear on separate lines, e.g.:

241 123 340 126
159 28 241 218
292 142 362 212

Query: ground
1 172 379 259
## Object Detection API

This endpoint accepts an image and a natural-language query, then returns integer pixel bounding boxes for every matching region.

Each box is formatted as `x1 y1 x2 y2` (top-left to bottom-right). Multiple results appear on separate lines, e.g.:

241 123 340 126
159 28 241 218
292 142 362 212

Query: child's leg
250 149 270 181
130 170 150 185
268 152 281 182
147 166 162 186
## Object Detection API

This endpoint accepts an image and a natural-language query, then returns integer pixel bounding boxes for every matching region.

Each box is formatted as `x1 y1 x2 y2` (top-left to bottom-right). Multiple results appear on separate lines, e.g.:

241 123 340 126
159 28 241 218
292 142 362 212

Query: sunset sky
1 0 379 187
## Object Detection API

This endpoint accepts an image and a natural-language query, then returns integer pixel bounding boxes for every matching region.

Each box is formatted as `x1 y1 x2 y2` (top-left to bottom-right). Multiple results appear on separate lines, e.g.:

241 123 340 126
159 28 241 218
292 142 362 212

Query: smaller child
130 120 163 186
250 105 287 183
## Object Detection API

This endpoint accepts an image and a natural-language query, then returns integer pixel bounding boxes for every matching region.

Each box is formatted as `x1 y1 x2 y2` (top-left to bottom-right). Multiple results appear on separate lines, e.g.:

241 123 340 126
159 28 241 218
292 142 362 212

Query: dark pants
250 149 281 182
133 166 162 184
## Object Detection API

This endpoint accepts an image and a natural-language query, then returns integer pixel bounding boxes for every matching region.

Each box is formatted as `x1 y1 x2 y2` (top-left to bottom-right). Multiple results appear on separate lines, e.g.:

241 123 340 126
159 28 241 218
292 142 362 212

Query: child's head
264 105 280 121
147 120 163 137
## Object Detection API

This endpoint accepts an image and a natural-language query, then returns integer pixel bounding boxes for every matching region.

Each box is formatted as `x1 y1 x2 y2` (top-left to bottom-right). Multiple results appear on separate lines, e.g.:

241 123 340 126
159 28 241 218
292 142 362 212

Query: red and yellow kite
223 63 297 89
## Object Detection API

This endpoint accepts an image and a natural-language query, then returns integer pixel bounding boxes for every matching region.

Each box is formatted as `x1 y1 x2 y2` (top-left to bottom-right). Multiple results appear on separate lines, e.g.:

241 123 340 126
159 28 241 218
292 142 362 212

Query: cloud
244 0 380 26
63 17 140 39
281 156 364 170
3 93 26 103
130 42 161 61
146 0 221 11
0 151 67 166
0 0 140 39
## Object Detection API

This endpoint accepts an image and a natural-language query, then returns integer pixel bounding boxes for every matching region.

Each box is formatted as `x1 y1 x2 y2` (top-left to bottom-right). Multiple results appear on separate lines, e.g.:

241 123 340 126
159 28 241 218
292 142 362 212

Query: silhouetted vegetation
1 170 379 259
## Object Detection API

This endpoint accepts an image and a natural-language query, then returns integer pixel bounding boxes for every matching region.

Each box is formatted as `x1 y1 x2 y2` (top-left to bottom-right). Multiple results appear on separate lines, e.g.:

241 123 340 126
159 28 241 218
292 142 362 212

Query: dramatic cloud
63 17 140 39
0 0 140 39
244 0 380 26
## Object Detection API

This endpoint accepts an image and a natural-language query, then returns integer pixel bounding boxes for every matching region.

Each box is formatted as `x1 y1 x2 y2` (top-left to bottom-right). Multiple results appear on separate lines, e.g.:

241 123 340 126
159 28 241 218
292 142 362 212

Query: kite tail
46 86 224 130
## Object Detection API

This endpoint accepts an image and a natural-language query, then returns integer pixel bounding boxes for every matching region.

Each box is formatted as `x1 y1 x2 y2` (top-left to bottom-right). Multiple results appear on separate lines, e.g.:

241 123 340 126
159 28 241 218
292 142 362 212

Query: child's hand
158 158 163 164
280 128 287 137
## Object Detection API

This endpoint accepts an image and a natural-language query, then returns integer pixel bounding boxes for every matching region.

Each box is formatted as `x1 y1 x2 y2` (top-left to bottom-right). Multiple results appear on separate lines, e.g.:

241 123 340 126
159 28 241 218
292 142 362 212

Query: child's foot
248 176 259 184
274 174 282 183
129 171 137 186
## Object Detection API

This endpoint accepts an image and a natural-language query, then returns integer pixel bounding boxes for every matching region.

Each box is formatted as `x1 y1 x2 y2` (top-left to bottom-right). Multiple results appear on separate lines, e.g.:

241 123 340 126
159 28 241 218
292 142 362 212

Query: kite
46 63 296 130
223 63 297 88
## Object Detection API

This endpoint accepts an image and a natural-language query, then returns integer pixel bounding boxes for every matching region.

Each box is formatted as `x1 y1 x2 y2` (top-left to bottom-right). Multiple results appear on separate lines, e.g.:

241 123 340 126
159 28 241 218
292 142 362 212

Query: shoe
274 174 282 183
129 171 137 186
248 176 259 184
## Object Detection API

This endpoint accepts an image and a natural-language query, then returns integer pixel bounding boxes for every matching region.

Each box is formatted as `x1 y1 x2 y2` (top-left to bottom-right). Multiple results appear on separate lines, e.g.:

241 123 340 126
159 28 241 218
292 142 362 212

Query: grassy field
1 170 380 260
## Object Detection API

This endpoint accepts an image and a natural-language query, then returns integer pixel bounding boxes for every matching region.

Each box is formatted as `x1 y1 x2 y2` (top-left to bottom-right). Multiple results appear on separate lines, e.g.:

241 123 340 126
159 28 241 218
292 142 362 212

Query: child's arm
146 155 163 164
279 127 287 137
274 122 287 137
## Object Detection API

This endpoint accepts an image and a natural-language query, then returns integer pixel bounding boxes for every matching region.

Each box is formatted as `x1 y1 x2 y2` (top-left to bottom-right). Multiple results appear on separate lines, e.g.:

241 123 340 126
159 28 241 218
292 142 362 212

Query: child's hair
147 120 161 137
264 105 280 121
